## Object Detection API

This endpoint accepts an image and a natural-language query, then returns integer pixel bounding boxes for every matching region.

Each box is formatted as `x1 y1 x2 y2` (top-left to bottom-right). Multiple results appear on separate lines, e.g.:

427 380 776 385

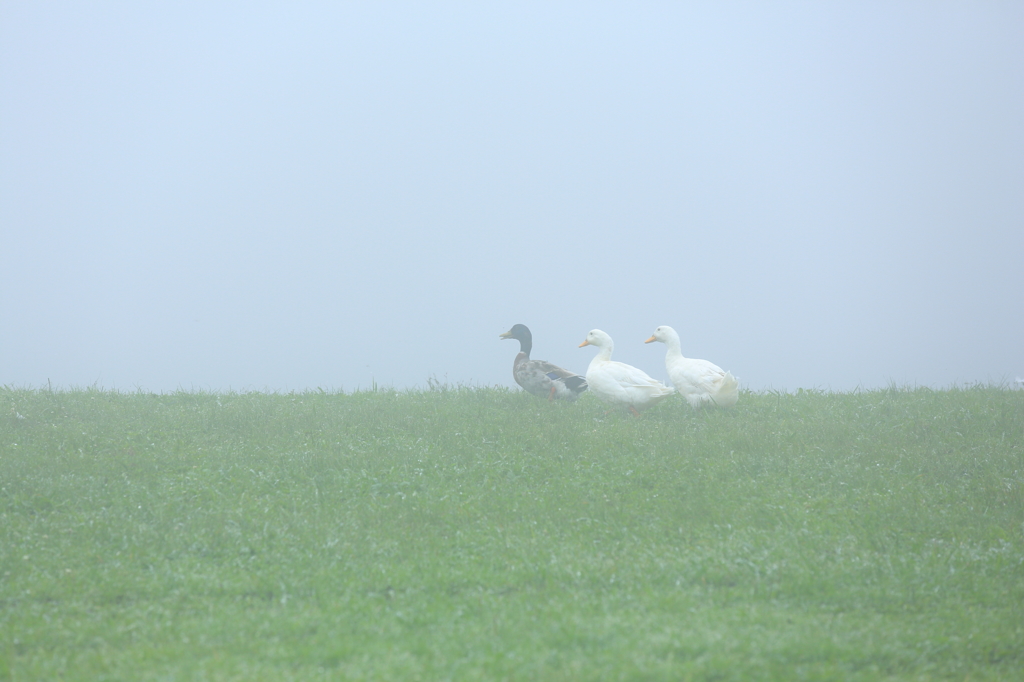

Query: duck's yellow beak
578 339 590 348
644 336 657 344
499 331 513 339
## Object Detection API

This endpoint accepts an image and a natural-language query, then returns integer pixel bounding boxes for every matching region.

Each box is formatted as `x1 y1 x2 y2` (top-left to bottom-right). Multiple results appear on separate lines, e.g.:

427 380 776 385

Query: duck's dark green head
499 324 533 356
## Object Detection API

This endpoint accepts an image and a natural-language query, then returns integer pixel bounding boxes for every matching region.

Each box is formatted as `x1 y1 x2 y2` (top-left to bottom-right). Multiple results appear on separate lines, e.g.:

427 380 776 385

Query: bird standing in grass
500 324 588 401
645 325 739 408
578 329 674 416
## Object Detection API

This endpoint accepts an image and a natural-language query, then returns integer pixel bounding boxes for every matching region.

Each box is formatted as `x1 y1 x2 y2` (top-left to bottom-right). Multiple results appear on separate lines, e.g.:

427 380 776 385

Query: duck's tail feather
558 374 589 394
714 372 740 407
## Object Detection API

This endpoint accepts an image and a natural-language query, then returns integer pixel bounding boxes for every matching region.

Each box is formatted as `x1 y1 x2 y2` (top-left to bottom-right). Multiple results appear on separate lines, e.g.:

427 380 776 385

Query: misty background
2 3 1021 394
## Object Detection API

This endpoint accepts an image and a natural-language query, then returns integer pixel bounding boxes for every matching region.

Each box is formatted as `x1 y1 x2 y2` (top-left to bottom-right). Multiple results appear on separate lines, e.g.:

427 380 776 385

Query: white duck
578 329 674 415
645 325 739 408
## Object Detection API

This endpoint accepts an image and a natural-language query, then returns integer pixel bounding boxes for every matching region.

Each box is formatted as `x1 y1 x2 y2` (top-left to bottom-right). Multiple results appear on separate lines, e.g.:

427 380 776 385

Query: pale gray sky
2 3 1022 393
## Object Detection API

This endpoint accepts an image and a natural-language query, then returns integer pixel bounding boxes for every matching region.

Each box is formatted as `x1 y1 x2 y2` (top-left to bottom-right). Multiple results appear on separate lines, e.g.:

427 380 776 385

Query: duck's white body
579 329 674 414
646 325 739 408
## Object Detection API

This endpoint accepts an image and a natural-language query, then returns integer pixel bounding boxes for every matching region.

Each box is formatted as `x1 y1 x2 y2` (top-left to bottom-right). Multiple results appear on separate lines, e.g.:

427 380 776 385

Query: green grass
1 384 1022 680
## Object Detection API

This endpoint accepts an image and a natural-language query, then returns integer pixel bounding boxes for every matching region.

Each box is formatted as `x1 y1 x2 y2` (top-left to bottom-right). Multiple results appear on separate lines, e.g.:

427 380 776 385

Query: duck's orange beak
578 339 590 348
644 336 657 344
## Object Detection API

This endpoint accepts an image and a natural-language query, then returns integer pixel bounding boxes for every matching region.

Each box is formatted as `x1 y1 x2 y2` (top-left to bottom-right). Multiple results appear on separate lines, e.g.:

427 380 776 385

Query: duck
645 325 739 408
500 324 588 401
578 329 674 415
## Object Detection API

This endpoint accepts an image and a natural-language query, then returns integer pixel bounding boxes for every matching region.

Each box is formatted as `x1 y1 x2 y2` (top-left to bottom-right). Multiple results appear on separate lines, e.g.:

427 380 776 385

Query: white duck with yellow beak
645 325 739 408
579 329 674 415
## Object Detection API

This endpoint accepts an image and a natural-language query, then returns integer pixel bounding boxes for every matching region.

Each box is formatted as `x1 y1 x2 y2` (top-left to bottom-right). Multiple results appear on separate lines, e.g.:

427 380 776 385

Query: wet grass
1 384 1022 680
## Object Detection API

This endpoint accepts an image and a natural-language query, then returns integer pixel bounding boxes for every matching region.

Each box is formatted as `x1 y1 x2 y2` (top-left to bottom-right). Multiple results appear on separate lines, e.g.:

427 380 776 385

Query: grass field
1 384 1022 680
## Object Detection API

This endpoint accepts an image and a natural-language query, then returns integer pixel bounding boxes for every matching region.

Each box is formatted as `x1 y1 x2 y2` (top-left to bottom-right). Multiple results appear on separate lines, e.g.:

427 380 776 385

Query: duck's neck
663 335 685 361
517 336 532 358
590 343 614 365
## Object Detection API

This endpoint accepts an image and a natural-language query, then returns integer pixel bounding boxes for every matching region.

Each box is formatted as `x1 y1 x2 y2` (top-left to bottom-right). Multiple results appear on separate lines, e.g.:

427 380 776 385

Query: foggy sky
2 3 1022 394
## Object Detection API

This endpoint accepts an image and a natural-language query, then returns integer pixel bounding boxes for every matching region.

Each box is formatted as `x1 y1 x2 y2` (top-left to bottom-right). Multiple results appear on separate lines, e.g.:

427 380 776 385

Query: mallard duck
578 329 674 415
500 324 588 401
645 325 739 408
